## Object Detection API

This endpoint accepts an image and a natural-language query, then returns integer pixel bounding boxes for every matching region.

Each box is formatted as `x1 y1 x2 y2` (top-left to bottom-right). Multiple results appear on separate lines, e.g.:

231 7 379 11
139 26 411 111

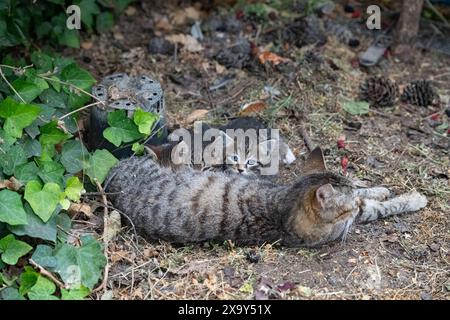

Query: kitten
105 147 427 247
149 117 295 177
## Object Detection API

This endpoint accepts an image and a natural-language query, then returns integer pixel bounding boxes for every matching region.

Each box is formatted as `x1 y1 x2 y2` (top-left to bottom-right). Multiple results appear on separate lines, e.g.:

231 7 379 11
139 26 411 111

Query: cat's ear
171 140 191 165
315 183 335 209
218 130 234 148
302 147 327 175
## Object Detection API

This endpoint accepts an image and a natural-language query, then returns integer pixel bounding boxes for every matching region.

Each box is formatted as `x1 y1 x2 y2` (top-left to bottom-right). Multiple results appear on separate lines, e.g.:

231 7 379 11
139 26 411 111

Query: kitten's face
291 182 359 247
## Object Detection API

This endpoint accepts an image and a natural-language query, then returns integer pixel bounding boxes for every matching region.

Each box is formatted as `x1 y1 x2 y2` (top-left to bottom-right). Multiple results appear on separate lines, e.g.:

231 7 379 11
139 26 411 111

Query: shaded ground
68 1 449 299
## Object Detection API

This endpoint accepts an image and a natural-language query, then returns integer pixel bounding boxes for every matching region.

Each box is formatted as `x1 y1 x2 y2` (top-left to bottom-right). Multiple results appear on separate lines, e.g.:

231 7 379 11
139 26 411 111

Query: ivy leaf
342 100 370 116
38 121 71 146
60 140 89 173
30 52 54 73
14 162 39 184
9 204 57 242
0 234 32 265
86 149 118 184
103 109 143 147
0 190 28 226
11 79 45 103
24 180 62 223
0 287 25 300
37 160 65 186
58 29 80 49
61 63 95 91
131 142 144 155
133 108 159 135
23 138 42 158
0 128 16 151
0 97 42 138
54 235 106 289
78 0 100 29
61 285 90 300
0 144 27 175
64 176 85 202
28 275 59 300
19 266 39 296
39 88 67 109
31 245 57 269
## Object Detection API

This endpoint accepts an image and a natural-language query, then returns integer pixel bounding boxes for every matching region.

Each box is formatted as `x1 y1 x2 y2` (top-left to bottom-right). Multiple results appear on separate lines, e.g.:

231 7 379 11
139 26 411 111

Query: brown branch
29 259 67 289
92 181 110 294
299 125 315 152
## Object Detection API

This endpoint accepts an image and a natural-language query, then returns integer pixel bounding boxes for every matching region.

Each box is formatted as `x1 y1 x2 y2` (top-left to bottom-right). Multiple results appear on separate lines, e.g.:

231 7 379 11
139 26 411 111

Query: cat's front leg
353 187 392 201
357 191 428 223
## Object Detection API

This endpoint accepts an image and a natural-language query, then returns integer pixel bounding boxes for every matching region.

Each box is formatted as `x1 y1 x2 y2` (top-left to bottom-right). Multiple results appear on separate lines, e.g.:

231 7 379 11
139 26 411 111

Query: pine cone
401 80 438 107
359 76 399 107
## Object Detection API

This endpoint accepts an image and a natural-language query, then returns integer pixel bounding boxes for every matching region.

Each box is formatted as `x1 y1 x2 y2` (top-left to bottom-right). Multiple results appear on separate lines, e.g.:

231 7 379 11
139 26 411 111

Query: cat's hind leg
353 187 392 201
357 191 427 223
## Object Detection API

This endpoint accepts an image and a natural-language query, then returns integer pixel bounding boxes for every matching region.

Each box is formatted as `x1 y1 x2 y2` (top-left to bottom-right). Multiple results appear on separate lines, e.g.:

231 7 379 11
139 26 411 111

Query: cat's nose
238 168 245 173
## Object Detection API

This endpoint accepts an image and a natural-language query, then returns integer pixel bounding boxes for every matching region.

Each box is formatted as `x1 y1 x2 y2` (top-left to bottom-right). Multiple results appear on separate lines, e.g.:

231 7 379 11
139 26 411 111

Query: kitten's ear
302 147 327 175
315 183 335 209
258 139 278 156
218 130 234 148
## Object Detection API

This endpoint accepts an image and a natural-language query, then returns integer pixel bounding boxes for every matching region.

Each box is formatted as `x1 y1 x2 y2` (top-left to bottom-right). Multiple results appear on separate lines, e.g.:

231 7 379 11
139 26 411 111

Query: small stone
420 292 432 300
428 243 440 252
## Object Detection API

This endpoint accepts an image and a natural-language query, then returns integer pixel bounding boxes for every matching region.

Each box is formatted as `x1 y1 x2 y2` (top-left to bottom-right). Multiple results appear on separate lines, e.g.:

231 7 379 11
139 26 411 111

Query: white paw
283 148 296 165
371 187 392 200
406 192 428 211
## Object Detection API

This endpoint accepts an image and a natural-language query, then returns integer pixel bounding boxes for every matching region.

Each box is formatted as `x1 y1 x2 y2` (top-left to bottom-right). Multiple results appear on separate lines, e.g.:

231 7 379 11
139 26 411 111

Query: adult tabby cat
105 147 427 247
150 117 295 176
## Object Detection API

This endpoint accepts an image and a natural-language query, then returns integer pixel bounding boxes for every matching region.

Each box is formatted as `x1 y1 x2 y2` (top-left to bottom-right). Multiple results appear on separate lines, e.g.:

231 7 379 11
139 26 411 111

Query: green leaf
28 275 59 300
342 100 370 116
86 149 118 184
78 0 100 29
30 52 54 73
0 287 25 300
11 79 45 103
37 160 65 186
0 97 42 138
133 108 159 135
0 144 27 175
0 190 28 226
39 88 67 109
60 140 89 173
96 12 114 33
103 109 143 147
24 180 62 223
31 245 57 269
9 204 57 242
61 63 95 91
19 266 39 296
59 29 80 48
15 162 39 184
61 285 90 300
38 121 71 146
23 138 42 158
0 234 32 265
67 90 91 109
0 128 16 151
54 235 106 289
64 176 85 202
132 142 144 155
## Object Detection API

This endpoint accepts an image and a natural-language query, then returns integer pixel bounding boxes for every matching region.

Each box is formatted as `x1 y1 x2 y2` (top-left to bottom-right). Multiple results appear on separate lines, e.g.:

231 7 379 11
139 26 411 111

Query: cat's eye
246 159 257 166
229 155 239 162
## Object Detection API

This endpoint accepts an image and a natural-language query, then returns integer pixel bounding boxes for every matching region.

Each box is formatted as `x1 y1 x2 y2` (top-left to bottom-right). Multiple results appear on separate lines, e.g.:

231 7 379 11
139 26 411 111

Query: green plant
0 52 124 300
0 0 133 50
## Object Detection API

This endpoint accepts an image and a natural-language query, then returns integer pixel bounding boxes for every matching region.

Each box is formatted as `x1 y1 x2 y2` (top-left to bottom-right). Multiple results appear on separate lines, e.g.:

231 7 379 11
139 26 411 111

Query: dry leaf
171 6 201 25
68 202 92 217
258 51 290 65
155 16 173 32
105 210 122 242
0 177 22 191
215 62 226 74
186 109 209 123
166 34 203 52
81 41 93 50
125 6 136 16
239 100 268 116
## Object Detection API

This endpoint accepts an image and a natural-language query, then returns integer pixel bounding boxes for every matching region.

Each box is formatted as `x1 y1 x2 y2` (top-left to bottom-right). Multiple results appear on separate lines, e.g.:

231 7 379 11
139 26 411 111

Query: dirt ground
68 1 449 300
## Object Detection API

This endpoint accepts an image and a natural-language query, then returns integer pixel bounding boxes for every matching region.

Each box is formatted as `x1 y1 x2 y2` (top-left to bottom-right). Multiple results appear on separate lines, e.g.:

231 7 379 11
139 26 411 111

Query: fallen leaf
166 34 203 52
68 202 92 217
186 109 208 123
297 285 312 297
155 17 173 32
342 100 370 115
258 51 290 65
81 42 93 50
0 177 23 191
215 63 226 74
239 100 268 116
171 6 202 25
125 6 136 16
105 210 122 242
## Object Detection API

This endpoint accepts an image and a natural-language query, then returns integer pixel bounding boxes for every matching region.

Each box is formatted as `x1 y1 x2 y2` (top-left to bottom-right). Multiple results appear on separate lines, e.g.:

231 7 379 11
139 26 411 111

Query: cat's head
285 147 359 247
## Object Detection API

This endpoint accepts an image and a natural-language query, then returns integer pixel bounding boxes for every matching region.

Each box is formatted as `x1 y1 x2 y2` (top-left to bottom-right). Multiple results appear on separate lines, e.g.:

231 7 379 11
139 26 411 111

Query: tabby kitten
105 147 427 247
152 117 295 176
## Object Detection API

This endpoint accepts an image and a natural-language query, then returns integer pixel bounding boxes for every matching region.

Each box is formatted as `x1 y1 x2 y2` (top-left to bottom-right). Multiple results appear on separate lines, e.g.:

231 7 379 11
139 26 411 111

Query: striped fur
105 156 428 247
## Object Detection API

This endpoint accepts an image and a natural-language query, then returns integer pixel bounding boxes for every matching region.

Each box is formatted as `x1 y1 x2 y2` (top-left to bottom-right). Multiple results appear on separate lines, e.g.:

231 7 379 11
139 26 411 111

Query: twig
0 66 26 103
299 124 315 152
92 181 110 294
29 259 67 289
59 101 104 120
